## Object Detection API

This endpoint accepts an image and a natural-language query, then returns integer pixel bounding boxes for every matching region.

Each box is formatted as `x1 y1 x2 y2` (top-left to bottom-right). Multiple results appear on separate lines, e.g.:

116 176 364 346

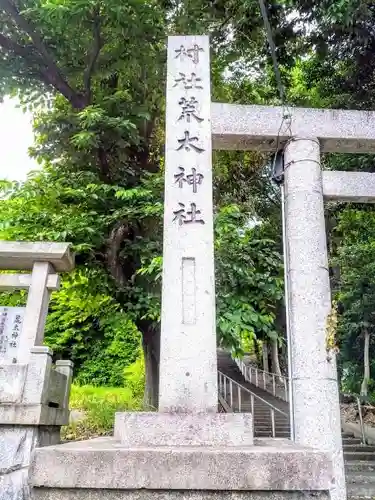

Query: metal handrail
235 358 289 402
218 370 287 417
218 370 289 438
357 396 367 445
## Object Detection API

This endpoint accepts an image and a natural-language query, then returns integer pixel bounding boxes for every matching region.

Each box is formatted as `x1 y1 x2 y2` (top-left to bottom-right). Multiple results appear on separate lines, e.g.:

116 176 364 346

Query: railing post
357 397 367 445
271 408 276 437
272 374 276 396
263 370 266 389
255 369 258 387
283 378 288 402
224 376 227 402
238 385 241 412
230 379 233 408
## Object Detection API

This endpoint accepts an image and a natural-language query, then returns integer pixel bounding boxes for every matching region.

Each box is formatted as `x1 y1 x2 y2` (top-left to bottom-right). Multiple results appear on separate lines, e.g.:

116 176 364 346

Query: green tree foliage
215 205 283 353
0 0 167 393
332 207 375 396
0 0 287 397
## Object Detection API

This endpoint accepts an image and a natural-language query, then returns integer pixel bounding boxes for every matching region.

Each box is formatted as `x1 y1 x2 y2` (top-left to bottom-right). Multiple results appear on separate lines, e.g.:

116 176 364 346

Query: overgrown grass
61 355 147 441
62 384 144 441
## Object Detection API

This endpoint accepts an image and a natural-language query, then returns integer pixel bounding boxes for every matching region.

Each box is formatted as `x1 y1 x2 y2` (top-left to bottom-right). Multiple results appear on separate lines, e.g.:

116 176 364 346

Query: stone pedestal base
31 437 333 499
114 412 254 446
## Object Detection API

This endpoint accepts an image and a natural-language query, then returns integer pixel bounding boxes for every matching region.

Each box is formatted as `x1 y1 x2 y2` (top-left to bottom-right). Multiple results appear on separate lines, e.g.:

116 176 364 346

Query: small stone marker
0 306 25 363
159 35 217 413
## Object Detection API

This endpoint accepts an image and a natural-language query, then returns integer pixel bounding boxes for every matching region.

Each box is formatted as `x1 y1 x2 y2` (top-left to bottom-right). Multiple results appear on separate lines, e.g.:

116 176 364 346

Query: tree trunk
142 327 160 409
253 337 261 366
360 328 370 399
271 339 282 378
262 340 269 372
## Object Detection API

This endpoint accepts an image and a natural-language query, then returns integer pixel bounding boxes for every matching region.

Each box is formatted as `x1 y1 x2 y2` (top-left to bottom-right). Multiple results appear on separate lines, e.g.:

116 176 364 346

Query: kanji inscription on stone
175 44 204 64
174 72 203 90
176 130 205 153
178 97 204 123
0 306 25 363
174 166 204 192
173 202 205 225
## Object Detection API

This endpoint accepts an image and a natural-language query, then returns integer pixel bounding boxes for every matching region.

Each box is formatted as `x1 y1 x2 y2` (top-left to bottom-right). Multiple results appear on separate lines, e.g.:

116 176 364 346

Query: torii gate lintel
212 102 375 153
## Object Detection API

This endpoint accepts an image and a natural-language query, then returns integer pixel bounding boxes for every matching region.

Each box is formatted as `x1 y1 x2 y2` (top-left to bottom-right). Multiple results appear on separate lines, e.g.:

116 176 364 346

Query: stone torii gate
212 94 375 500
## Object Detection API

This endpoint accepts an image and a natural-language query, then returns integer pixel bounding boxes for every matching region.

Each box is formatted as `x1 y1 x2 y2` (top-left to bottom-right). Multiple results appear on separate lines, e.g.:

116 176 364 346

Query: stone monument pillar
0 241 74 499
283 138 346 500
159 35 217 413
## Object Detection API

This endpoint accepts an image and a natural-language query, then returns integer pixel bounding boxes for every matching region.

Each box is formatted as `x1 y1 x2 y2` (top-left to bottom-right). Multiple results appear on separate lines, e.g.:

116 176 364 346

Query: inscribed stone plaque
159 35 217 413
0 306 25 363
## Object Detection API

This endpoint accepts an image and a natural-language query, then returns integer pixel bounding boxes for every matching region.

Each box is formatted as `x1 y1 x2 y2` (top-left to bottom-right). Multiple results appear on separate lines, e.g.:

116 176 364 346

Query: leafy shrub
62 384 143 441
124 355 145 400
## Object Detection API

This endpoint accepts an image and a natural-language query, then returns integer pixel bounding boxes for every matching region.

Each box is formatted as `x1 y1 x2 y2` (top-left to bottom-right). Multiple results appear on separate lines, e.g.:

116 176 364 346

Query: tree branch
83 10 102 102
0 0 86 108
0 32 41 62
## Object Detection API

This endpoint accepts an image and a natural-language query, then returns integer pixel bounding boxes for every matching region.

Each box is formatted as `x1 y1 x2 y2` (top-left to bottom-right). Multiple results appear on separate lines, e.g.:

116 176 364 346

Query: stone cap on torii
0 241 74 272
212 103 375 153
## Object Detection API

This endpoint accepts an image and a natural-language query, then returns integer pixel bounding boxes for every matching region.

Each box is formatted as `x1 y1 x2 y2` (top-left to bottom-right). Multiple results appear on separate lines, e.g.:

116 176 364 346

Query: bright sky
0 97 37 181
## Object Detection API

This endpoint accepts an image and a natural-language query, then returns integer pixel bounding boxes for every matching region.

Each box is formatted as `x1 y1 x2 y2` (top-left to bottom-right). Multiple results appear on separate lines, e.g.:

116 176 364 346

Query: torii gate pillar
284 137 345 500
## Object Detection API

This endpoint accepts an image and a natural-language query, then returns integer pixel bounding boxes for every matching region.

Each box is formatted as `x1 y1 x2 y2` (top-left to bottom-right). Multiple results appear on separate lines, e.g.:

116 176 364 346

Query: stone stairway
217 349 290 438
217 350 375 499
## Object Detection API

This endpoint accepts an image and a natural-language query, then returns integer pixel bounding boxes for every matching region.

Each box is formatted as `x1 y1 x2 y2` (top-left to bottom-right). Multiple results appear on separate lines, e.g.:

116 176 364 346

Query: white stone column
284 137 346 500
159 35 217 413
18 262 53 364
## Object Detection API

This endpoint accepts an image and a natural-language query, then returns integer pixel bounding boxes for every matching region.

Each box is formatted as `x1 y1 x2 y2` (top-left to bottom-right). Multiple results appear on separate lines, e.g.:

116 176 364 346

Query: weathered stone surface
0 427 37 473
55 360 74 410
47 370 67 407
22 347 53 405
284 137 345 500
323 170 375 202
18 264 54 364
0 241 74 272
114 412 253 446
159 35 217 413
0 273 60 291
0 364 27 403
0 426 61 500
31 437 333 491
211 102 375 153
1 468 30 500
32 490 330 500
0 404 69 426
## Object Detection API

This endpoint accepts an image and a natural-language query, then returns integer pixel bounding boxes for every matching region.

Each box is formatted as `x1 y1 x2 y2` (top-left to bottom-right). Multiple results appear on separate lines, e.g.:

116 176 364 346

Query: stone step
346 461 375 472
254 420 290 424
344 438 362 445
347 482 375 498
344 445 375 453
345 452 375 461
347 472 375 484
255 433 290 438
254 424 289 427
348 497 375 500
